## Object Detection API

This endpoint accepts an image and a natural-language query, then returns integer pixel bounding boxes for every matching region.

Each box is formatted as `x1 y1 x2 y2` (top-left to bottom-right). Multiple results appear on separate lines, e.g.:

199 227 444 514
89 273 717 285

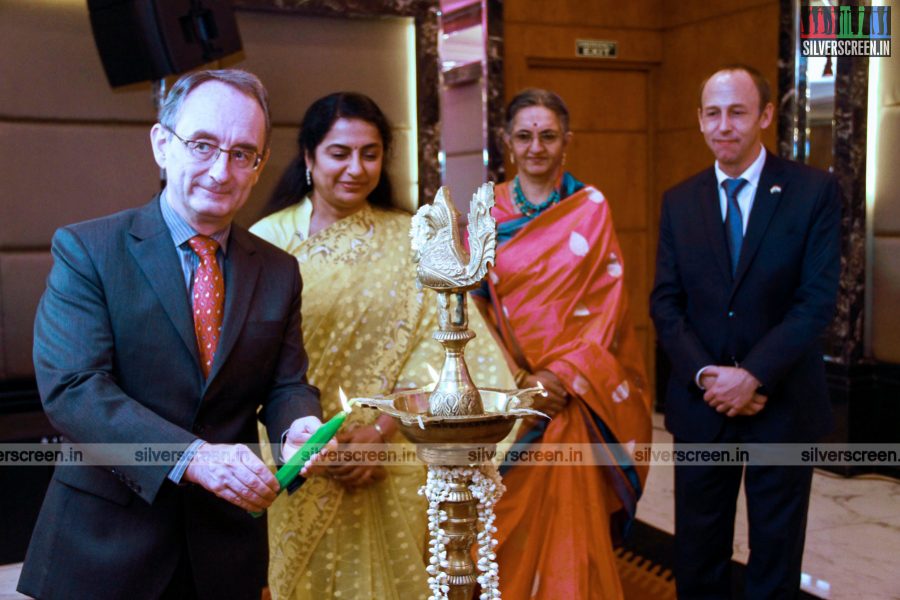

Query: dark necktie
723 178 748 276
188 236 224 378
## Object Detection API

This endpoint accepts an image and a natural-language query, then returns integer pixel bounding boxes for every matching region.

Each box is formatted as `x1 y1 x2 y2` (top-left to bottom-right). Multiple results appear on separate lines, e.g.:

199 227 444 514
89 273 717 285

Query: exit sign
576 39 618 58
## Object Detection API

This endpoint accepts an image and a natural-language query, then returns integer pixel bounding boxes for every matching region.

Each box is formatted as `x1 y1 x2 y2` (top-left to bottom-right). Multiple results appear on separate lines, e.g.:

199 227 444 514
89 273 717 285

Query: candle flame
338 387 354 413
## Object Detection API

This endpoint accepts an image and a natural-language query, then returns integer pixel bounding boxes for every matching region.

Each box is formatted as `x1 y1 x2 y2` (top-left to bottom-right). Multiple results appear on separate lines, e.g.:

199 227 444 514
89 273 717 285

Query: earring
305 167 312 187
510 154 516 165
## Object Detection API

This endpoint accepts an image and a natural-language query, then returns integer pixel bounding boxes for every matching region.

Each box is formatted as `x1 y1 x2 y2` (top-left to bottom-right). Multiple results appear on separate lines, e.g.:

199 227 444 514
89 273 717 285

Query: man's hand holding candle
184 416 324 513
281 415 328 463
183 442 281 513
267 390 355 498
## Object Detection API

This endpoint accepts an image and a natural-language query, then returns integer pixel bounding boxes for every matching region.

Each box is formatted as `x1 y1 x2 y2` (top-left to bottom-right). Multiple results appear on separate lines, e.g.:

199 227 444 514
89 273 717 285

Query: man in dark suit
650 65 840 599
19 69 323 600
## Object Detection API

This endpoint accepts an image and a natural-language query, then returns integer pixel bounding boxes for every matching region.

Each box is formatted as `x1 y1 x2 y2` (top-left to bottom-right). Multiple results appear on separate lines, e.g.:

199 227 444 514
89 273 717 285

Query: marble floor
636 413 900 600
0 564 24 600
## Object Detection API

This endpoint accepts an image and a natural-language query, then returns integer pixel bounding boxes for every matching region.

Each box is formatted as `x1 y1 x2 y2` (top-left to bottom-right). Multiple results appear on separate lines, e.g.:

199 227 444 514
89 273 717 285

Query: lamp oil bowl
357 387 545 462
354 183 546 600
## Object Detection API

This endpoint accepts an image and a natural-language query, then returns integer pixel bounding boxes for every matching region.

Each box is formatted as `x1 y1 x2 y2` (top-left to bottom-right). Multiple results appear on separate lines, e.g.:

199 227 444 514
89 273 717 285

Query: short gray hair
158 69 271 151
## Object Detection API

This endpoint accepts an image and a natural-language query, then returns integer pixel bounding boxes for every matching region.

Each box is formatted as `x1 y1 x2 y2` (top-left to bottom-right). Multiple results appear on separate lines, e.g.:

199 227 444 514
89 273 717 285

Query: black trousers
160 545 199 600
673 424 814 600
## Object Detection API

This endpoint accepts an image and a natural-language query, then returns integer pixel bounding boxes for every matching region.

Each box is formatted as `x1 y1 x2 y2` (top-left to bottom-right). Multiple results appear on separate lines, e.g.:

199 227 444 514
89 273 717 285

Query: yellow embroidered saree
251 202 513 599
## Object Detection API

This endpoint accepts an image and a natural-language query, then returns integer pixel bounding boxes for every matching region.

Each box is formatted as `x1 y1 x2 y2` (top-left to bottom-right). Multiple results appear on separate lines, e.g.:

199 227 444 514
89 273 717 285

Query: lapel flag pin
770 184 782 194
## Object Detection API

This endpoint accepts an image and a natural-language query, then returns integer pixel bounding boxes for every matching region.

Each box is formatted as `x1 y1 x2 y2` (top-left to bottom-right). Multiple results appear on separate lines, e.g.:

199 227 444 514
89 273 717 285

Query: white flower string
419 463 506 600
421 467 451 599
472 462 504 599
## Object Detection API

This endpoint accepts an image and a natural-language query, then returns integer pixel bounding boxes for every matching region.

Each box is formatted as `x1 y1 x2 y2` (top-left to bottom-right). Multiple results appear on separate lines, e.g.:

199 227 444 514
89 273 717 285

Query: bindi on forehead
512 115 559 133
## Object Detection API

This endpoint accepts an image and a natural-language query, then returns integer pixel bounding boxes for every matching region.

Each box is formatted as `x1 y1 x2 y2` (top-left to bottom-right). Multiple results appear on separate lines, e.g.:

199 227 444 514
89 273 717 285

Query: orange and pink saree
483 173 652 599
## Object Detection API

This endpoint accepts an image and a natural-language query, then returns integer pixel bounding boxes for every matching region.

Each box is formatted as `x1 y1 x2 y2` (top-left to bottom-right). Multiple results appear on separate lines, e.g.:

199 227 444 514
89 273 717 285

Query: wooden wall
656 0 780 195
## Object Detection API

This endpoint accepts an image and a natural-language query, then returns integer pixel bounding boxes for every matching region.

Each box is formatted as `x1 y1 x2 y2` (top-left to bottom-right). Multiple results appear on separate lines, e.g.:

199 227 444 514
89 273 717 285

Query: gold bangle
372 421 386 441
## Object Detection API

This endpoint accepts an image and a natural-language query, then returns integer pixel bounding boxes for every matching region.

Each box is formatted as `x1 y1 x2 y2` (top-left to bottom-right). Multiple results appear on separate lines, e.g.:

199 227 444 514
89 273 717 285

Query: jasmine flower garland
419 464 506 600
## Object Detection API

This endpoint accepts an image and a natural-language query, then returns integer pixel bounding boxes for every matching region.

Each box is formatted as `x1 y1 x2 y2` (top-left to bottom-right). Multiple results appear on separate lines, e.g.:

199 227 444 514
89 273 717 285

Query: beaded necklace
513 176 560 217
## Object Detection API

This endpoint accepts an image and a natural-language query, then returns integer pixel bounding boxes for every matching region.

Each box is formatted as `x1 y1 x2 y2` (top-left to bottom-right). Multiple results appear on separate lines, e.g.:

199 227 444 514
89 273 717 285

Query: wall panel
0 254 52 380
872 107 900 236
655 129 711 193
0 0 156 120
514 67 649 131
441 83 485 156
505 23 662 69
566 132 648 231
660 0 775 29
0 123 159 247
872 238 900 363
232 11 414 129
505 0 661 29
656 3 780 135
870 20 900 363
617 230 650 331
444 153 489 210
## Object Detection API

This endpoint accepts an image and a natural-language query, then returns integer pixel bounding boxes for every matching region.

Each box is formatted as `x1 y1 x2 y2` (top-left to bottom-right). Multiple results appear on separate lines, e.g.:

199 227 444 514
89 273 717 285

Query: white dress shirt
713 144 767 234
696 144 767 389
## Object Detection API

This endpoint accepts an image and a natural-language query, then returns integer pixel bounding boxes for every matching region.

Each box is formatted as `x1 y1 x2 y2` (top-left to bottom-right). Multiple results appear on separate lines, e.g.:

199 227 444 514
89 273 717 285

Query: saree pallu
488 176 652 600
251 204 513 600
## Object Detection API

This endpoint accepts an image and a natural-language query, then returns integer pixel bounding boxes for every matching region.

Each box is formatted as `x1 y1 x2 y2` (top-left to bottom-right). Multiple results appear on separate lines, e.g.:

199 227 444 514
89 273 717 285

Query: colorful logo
800 4 891 57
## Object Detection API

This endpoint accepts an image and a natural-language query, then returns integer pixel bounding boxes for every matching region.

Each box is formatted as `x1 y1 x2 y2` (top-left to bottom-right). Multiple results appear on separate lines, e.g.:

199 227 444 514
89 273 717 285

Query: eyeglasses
511 130 563 146
165 127 263 171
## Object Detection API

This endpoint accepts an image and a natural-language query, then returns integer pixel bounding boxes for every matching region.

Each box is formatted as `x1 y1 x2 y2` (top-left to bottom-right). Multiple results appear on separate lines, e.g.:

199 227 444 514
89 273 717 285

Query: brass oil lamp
355 183 545 599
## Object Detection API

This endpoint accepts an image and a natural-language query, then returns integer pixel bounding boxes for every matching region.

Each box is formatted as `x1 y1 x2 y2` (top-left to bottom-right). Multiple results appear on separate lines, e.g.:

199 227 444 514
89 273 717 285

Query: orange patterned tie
188 236 224 378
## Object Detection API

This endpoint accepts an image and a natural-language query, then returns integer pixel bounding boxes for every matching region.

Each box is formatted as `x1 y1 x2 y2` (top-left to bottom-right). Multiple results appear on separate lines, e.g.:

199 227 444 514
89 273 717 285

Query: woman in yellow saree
474 89 653 599
250 92 512 600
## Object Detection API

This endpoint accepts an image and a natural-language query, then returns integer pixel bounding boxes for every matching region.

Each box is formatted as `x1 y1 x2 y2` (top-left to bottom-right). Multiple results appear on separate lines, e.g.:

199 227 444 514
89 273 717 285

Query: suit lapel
127 199 200 366
698 170 733 283
207 226 261 383
731 154 787 294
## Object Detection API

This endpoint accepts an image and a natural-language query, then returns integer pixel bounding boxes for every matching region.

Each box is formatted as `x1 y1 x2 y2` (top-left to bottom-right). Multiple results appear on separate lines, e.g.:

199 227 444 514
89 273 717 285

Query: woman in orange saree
475 89 653 599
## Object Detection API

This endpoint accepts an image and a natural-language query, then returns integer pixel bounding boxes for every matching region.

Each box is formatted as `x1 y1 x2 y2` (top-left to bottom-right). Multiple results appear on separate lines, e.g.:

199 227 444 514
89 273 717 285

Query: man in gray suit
19 69 322 600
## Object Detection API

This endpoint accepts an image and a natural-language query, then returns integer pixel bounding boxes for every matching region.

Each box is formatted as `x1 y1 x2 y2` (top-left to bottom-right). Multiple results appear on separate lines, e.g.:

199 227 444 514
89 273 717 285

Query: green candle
273 409 346 490
251 390 353 517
